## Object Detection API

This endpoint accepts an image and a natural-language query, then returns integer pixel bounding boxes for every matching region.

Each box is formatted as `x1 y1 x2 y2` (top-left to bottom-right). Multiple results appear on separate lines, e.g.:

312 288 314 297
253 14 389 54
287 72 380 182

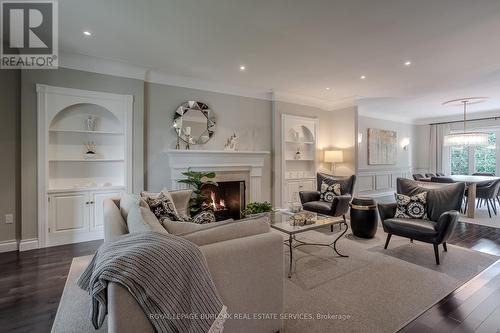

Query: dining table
449 175 499 218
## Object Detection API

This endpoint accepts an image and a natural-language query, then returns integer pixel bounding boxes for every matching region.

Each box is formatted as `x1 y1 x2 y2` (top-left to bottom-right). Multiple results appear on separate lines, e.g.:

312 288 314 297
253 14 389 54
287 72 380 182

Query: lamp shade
325 150 343 163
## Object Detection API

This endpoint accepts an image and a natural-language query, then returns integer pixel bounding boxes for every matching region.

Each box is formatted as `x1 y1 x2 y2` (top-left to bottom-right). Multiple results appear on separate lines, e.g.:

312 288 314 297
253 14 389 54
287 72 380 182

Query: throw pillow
143 191 189 222
319 181 341 203
191 210 216 224
395 192 428 219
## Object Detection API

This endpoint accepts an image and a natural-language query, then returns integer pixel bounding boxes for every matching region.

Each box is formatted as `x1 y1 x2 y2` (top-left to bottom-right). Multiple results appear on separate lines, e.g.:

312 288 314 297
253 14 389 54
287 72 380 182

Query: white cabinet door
285 181 301 206
92 191 122 232
48 192 90 246
300 179 315 192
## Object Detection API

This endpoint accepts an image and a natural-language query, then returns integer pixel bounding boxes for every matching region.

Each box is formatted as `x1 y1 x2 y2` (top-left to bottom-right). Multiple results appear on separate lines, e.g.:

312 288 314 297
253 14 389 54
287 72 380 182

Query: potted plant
242 201 273 218
177 169 218 216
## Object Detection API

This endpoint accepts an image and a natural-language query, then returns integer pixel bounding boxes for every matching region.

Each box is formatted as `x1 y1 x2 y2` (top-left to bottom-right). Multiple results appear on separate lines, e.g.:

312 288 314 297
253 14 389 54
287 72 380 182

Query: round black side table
349 197 378 239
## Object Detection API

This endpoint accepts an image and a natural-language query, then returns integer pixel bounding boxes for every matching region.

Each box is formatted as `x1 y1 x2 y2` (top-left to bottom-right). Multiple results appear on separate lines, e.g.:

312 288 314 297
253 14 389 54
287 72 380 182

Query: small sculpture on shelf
294 146 302 160
224 133 238 151
83 141 97 159
85 115 96 131
184 126 192 150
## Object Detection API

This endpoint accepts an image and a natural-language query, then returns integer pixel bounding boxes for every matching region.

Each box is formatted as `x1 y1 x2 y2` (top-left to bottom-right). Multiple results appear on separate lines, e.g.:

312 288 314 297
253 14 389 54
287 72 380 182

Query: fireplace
202 181 246 221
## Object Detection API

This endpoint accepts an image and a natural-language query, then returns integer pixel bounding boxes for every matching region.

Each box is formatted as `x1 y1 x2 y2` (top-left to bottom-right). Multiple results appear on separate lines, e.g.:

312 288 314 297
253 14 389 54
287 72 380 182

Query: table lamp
324 150 343 174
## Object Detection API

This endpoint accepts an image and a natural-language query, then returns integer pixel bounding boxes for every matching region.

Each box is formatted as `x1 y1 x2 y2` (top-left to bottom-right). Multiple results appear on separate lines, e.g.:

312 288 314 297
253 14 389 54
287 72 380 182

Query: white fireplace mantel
165 150 270 202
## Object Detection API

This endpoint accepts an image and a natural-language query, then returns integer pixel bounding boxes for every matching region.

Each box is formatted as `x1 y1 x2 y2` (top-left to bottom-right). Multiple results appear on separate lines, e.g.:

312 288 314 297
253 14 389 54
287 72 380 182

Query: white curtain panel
428 124 451 174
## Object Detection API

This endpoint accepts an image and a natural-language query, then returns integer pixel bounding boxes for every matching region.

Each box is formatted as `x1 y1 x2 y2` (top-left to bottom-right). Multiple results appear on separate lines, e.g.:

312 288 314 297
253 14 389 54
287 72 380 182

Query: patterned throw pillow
319 181 341 203
395 192 428 219
144 191 189 222
191 210 216 224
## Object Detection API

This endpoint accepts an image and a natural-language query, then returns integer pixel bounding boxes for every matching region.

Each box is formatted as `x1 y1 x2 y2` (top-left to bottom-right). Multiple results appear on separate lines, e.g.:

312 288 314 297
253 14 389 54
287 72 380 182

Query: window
474 133 496 174
450 132 497 175
450 145 469 175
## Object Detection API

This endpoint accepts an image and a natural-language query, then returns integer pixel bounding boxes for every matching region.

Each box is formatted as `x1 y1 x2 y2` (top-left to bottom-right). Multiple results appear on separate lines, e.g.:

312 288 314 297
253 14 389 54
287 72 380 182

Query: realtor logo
1 0 58 68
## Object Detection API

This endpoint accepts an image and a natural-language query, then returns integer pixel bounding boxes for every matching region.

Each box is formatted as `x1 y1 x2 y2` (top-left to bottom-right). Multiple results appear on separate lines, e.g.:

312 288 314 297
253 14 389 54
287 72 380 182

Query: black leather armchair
299 174 356 230
378 178 465 265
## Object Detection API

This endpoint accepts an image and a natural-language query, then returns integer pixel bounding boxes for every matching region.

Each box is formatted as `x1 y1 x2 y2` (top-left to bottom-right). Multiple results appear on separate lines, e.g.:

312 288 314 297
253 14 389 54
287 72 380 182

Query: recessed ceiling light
360 75 366 80
83 31 92 36
239 65 246 71
404 60 412 66
325 87 330 90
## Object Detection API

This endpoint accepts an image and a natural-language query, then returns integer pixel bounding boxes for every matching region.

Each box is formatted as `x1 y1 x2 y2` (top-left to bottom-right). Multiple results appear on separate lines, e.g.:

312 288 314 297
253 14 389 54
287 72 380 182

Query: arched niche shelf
49 103 122 133
36 84 134 249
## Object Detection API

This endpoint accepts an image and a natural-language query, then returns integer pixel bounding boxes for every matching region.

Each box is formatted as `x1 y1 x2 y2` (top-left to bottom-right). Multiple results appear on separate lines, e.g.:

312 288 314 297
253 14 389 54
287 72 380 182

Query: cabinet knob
90 201 95 204
85 201 90 205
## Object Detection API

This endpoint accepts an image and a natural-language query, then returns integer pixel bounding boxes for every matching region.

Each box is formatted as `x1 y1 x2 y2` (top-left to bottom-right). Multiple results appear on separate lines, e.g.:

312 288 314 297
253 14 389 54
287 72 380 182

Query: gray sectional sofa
102 191 284 333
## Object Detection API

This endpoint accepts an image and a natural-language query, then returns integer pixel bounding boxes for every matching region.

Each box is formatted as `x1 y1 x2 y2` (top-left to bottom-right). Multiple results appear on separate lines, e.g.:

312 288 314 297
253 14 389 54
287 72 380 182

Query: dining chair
466 179 500 218
436 172 446 176
431 177 455 183
412 173 425 181
425 173 436 178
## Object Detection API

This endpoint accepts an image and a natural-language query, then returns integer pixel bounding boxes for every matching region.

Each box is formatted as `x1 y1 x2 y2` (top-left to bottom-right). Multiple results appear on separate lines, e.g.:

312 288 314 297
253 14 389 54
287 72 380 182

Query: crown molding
357 110 417 124
272 91 358 111
413 108 500 125
145 70 273 101
59 52 148 80
59 52 358 110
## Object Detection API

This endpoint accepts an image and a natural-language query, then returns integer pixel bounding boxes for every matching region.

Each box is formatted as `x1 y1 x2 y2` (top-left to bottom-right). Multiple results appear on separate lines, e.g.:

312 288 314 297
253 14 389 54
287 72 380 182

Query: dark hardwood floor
0 240 102 333
400 222 500 333
0 221 499 333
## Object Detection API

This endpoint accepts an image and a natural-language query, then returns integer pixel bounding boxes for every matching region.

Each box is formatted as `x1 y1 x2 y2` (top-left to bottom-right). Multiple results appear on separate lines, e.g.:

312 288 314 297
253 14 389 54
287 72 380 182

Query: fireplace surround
165 150 270 203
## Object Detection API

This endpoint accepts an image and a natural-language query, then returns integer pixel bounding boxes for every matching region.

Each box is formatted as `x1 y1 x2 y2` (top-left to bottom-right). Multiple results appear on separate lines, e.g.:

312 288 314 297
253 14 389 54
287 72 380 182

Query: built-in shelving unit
37 85 133 249
281 114 319 208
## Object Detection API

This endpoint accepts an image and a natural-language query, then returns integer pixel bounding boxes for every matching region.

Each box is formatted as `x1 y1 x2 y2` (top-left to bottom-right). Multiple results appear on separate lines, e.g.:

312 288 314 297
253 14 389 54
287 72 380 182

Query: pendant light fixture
443 97 489 146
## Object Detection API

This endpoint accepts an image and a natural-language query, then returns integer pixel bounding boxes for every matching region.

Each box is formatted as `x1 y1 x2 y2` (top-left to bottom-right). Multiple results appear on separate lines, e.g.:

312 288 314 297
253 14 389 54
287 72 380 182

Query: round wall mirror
173 101 216 145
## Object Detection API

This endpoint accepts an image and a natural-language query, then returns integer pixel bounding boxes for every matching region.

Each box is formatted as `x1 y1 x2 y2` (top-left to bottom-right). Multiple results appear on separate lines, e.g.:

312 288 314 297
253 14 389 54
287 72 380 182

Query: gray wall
357 116 416 171
0 70 21 242
144 82 273 201
272 101 357 205
20 68 144 240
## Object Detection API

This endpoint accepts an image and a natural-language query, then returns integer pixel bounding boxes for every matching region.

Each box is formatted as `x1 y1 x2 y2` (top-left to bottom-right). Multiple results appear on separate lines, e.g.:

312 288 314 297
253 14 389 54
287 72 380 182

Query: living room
1 1 500 332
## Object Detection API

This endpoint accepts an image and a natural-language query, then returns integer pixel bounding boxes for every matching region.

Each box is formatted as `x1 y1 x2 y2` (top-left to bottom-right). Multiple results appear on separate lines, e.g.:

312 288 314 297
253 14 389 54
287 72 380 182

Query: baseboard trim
19 238 39 252
0 239 18 253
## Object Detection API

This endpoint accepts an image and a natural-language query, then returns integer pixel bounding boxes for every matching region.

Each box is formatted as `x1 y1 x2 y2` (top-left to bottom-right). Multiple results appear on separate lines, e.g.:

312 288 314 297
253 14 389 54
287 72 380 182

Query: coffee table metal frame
269 211 349 278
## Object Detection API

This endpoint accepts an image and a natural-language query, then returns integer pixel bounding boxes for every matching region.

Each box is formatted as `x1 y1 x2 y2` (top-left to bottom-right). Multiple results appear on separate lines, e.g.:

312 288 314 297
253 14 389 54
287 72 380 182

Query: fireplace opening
201 181 246 221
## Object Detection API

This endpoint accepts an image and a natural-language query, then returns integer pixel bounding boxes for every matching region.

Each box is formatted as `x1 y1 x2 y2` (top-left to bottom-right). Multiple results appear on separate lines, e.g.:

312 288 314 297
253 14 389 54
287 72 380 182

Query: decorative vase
86 115 96 131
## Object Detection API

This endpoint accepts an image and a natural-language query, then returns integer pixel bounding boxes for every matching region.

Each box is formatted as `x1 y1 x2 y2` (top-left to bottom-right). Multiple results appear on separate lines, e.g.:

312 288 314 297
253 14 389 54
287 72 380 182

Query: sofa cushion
119 194 148 220
395 192 428 219
396 178 465 221
141 189 193 219
161 218 234 235
127 207 168 234
143 191 189 222
182 215 270 246
302 201 331 215
191 210 216 224
319 181 341 203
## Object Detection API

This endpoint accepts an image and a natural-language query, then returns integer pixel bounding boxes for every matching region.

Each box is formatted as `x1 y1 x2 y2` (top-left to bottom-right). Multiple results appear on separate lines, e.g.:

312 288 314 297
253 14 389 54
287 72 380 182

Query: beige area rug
52 228 498 333
459 205 500 228
51 256 106 333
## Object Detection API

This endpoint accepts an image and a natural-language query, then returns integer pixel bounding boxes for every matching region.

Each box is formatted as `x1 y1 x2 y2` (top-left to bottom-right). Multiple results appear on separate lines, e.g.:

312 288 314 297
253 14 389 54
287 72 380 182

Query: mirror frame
173 101 216 145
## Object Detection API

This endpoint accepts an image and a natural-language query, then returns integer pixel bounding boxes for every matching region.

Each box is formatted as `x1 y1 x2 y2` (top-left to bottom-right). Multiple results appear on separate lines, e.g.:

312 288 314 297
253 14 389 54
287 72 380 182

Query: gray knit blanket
77 231 227 333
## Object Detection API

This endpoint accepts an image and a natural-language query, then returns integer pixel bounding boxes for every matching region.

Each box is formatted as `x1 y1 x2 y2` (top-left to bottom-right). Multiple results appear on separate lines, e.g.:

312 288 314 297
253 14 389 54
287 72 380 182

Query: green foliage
178 169 217 215
242 201 273 217
475 133 496 174
450 133 496 175
450 145 469 175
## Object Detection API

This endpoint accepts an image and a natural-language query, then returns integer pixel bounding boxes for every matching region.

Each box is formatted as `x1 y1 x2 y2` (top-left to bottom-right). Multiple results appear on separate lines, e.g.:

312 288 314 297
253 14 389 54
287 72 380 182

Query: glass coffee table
269 210 349 278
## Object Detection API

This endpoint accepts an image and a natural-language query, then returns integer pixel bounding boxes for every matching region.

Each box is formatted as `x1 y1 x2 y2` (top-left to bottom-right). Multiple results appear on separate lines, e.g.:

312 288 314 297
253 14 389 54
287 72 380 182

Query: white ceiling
58 0 500 122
